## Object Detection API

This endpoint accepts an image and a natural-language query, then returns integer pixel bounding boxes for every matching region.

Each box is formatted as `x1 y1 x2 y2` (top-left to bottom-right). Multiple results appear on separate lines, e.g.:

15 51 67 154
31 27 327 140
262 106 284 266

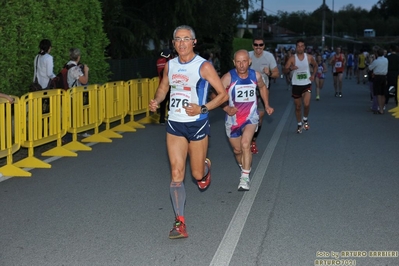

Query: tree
101 0 244 73
278 11 310 35
191 0 243 74
374 0 399 19
248 9 267 24
0 0 110 96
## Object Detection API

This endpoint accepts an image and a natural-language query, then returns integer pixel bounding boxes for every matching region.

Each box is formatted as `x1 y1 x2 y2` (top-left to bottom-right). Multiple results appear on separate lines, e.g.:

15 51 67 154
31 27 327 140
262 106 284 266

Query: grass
233 38 253 52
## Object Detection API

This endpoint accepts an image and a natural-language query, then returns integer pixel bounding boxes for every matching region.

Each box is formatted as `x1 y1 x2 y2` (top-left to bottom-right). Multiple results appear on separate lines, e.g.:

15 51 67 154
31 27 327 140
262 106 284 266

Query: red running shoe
169 218 188 239
251 141 258 154
197 158 211 189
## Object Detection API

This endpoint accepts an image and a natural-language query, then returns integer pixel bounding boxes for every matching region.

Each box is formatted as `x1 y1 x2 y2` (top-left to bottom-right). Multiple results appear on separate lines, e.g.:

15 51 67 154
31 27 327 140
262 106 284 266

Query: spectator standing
368 48 388 114
65 48 90 140
66 48 89 88
33 39 56 89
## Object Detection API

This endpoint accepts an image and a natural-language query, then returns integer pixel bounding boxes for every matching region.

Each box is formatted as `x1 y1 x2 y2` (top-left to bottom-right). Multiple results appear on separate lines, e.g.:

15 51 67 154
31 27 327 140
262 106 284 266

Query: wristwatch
200 105 209 114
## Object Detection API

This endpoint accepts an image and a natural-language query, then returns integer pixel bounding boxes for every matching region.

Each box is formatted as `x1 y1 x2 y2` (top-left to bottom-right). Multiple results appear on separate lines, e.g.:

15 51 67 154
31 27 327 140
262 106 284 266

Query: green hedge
233 38 254 53
0 0 110 96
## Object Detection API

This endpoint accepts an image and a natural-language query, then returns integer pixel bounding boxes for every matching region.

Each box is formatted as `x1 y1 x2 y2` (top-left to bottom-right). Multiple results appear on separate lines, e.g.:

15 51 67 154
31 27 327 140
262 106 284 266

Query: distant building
236 23 297 39
364 29 376 37
236 24 257 38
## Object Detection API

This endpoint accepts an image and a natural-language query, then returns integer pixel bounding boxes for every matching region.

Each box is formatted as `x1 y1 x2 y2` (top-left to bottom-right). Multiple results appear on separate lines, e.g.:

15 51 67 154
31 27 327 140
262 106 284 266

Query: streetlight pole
261 0 264 38
331 0 334 49
322 0 326 50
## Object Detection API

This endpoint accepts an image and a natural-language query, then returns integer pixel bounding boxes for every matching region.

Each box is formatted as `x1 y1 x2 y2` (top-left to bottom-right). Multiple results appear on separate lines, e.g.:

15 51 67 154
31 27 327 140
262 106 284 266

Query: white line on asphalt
0 141 99 182
209 101 292 266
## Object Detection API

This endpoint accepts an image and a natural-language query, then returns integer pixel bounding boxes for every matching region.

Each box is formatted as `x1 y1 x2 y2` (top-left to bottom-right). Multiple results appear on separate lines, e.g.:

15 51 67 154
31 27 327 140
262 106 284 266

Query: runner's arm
256 71 273 115
200 61 228 111
283 56 295 74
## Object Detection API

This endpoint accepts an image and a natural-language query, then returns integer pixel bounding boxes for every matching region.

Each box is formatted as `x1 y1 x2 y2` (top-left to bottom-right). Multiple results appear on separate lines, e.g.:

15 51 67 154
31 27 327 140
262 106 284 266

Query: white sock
241 169 250 178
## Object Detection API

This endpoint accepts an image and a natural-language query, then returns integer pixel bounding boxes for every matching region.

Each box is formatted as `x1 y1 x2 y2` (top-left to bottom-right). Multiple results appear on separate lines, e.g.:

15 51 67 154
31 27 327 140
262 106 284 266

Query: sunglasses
253 43 264 47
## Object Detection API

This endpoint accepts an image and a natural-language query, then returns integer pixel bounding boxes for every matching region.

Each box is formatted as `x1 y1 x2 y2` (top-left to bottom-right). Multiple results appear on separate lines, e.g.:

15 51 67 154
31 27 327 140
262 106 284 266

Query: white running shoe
296 124 303 134
238 177 250 191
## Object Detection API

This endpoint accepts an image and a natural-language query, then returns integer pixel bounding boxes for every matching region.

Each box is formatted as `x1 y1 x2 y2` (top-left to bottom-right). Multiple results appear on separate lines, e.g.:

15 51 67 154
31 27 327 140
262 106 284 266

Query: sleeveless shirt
225 68 259 126
291 53 311 86
167 55 209 122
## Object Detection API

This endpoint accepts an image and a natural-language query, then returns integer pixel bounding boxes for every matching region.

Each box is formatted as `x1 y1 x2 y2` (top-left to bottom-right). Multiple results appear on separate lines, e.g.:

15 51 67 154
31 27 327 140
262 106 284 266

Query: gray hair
173 25 196 39
233 49 250 61
69 48 81 61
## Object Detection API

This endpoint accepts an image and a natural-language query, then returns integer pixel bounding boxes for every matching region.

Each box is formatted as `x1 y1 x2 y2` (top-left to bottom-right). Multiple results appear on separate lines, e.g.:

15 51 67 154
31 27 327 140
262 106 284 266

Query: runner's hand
183 103 199 116
149 99 158 112
266 106 274 115
225 106 237 116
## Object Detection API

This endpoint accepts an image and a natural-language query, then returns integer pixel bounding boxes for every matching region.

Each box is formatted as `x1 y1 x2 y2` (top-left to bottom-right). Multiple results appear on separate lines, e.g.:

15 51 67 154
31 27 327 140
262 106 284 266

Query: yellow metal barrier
0 97 31 177
97 81 135 139
0 77 173 177
79 84 113 143
135 77 160 124
125 78 149 127
62 84 108 148
14 89 76 169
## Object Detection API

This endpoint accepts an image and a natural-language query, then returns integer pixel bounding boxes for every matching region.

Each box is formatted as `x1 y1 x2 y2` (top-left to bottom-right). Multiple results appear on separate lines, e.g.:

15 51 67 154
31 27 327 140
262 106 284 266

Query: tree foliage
0 0 110 96
373 0 399 19
247 1 399 38
101 0 245 73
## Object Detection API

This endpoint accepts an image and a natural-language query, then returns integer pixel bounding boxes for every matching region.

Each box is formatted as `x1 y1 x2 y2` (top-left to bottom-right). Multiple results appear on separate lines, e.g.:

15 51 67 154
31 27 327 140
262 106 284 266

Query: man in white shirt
248 37 279 154
368 48 388 114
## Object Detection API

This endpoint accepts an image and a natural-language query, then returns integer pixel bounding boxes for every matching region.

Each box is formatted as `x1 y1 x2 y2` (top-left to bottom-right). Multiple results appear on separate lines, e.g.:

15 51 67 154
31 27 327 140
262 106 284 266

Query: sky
252 0 378 14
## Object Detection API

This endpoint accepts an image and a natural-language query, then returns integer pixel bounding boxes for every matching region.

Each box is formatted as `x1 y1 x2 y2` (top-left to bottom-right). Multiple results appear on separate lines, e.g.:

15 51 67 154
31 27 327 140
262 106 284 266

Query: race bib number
170 86 191 115
296 72 308 80
335 62 342 68
235 85 256 103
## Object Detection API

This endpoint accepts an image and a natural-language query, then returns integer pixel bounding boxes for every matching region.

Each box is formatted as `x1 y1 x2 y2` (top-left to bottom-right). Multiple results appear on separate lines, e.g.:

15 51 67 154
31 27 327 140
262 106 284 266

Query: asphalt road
1 71 398 266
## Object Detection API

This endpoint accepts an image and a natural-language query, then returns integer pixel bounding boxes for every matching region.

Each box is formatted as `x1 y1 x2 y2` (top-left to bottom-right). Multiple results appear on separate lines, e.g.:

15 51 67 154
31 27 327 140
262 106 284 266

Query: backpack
48 63 77 90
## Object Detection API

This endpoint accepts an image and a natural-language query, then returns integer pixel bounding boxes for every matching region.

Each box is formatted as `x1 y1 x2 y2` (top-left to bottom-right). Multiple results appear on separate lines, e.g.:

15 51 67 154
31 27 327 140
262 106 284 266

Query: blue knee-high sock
170 181 186 218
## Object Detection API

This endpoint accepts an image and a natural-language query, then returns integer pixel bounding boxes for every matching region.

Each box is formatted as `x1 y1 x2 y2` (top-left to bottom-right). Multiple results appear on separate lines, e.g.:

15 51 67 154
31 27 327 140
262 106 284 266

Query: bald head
234 49 250 61
233 49 251 76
